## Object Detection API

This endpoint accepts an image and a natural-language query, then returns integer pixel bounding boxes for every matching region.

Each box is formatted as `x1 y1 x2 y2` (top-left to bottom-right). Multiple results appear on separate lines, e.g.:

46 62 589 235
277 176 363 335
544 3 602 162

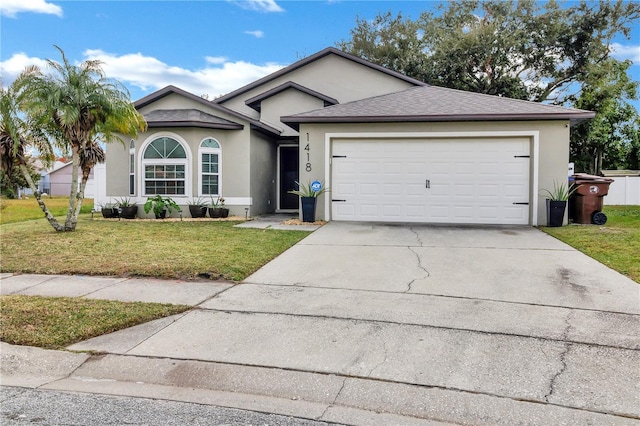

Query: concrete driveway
15 222 640 425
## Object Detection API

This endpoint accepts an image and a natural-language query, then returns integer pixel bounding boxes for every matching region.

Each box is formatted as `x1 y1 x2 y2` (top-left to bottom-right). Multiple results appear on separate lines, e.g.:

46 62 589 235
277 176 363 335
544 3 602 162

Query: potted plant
289 180 329 222
117 197 138 219
540 180 579 227
208 196 229 218
187 197 208 218
100 201 119 218
144 195 180 219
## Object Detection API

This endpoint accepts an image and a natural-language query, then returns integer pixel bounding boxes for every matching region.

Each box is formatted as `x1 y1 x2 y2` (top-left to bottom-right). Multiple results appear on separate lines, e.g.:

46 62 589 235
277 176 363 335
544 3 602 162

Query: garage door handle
513 202 529 205
332 199 346 202
426 180 430 189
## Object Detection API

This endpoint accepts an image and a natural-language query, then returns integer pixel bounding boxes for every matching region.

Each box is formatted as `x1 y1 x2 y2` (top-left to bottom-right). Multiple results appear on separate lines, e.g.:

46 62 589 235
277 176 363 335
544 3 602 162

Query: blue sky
1 0 639 103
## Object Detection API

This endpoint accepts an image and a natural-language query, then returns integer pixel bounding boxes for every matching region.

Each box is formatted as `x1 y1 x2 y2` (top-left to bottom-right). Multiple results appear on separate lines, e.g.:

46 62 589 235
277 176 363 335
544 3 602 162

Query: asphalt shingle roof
281 85 595 128
144 109 244 130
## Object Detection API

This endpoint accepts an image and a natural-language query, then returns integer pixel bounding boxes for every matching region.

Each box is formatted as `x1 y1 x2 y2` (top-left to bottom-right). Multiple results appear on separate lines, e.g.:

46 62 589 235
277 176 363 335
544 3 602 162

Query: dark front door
279 146 299 210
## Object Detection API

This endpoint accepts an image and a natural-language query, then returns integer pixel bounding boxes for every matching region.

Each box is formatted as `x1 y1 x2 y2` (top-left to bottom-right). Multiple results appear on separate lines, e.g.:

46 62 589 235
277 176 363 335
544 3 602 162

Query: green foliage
338 1 639 103
209 196 226 208
0 156 40 198
288 180 329 198
116 196 135 207
13 45 146 231
338 1 640 172
143 195 180 217
569 58 639 174
187 197 208 206
540 180 579 201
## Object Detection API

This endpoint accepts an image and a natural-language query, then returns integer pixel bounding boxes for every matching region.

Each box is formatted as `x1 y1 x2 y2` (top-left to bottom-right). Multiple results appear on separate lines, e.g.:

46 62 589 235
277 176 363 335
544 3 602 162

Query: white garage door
331 137 530 224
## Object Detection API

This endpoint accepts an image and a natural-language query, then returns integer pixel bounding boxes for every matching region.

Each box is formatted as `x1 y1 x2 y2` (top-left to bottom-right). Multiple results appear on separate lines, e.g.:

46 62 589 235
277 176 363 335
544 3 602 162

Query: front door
279 145 299 210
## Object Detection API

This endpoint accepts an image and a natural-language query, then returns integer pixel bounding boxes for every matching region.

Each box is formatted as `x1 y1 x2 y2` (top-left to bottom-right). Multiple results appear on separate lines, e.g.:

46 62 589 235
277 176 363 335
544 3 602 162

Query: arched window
199 138 221 196
142 137 188 195
129 140 135 195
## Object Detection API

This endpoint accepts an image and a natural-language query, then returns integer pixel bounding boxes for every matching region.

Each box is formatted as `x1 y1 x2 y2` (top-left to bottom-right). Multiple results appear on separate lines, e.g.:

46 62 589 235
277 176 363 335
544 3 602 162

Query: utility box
570 173 614 225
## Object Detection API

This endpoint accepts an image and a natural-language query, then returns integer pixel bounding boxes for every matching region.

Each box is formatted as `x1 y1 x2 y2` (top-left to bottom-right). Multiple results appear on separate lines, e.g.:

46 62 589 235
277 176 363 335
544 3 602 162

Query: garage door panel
331 138 530 224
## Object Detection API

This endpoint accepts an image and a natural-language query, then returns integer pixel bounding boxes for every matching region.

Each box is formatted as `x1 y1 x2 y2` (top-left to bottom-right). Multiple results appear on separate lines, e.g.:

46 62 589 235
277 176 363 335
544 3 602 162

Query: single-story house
104 47 594 225
42 160 96 197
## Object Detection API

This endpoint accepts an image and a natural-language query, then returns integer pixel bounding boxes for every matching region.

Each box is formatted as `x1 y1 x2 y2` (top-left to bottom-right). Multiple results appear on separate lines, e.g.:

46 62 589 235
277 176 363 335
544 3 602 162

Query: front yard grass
0 218 310 281
0 295 190 349
0 197 94 224
542 205 639 283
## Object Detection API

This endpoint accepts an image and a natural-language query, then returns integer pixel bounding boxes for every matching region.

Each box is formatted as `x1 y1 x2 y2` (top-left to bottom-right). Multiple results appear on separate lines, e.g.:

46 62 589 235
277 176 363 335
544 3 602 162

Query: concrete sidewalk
2 223 639 425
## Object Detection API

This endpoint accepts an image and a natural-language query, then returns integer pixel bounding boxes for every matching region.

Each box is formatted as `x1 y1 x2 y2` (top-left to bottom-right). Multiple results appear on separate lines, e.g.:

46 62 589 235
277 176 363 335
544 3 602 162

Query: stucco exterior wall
260 90 325 137
249 132 277 216
106 126 252 212
297 120 571 226
106 91 259 216
219 54 417 119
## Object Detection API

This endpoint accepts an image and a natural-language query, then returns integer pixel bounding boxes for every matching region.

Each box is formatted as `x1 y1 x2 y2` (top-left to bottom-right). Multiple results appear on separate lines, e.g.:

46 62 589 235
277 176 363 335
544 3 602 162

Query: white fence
604 176 640 205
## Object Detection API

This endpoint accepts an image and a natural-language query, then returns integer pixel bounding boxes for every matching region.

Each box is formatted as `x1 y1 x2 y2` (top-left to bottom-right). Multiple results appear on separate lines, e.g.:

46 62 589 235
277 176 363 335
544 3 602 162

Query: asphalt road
1 387 341 426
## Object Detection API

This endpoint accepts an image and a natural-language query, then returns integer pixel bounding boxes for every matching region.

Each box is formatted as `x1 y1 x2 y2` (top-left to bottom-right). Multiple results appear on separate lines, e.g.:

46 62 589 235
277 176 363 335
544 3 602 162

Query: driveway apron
66 222 640 424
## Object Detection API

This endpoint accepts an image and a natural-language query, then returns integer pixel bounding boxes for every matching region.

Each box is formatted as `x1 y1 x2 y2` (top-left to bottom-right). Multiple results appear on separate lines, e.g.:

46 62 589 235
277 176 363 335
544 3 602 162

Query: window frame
198 138 222 197
129 139 135 196
139 133 191 198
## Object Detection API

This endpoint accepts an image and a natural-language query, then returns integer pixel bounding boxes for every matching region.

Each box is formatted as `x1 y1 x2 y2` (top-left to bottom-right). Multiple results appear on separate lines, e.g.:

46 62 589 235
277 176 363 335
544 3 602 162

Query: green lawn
0 197 94 224
1 217 310 281
0 295 190 349
542 205 639 283
0 200 311 350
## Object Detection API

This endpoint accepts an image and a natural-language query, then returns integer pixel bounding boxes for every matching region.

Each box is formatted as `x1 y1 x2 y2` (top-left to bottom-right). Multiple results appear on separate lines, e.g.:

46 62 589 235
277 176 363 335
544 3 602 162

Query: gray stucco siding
298 120 571 226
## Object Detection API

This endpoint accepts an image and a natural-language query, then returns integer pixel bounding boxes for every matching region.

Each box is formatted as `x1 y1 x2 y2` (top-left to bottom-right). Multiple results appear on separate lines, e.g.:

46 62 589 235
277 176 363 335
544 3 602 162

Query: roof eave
281 112 597 130
146 121 244 130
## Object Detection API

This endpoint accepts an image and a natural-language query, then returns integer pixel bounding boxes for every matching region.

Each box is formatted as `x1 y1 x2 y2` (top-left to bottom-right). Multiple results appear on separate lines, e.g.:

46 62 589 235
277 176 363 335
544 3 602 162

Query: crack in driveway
544 311 574 402
406 246 430 292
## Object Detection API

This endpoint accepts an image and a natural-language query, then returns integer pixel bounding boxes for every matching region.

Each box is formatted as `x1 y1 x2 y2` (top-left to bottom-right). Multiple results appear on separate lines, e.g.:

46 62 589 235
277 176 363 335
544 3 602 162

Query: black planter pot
119 205 138 219
101 207 119 218
301 197 317 223
189 205 207 218
208 207 230 218
546 200 566 227
155 209 167 219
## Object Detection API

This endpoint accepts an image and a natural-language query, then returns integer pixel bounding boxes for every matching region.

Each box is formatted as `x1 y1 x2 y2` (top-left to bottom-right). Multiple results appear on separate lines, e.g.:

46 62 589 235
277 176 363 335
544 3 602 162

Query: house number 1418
304 143 312 172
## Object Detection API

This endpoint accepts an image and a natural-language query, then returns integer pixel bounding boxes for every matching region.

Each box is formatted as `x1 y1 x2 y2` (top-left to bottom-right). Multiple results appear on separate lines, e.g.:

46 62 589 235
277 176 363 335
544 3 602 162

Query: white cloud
205 56 228 65
0 53 50 86
82 49 285 98
611 43 640 64
244 30 265 38
229 0 284 13
0 0 62 18
1 49 286 99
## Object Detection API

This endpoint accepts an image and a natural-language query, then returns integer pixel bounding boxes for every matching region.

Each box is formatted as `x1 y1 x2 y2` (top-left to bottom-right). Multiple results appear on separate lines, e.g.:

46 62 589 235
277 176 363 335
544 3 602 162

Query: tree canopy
337 0 640 173
0 46 146 231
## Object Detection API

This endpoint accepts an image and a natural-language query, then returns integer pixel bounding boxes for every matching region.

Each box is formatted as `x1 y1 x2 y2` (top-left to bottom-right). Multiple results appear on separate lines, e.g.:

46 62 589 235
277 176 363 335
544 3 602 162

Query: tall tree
570 59 639 174
0 71 58 222
19 46 146 231
337 0 640 172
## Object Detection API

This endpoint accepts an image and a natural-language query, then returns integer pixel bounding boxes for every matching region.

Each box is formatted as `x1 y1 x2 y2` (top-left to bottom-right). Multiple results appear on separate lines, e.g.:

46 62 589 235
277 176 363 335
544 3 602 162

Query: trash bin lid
572 173 614 183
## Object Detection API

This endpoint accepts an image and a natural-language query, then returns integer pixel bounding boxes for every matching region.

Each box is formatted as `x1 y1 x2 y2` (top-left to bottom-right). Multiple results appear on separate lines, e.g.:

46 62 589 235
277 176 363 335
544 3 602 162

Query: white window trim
198 137 222 198
129 140 135 196
138 132 192 200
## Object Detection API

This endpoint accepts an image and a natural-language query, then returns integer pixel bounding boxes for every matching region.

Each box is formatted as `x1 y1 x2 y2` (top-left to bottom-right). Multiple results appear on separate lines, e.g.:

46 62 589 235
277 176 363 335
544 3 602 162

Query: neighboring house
43 161 96 197
105 47 594 225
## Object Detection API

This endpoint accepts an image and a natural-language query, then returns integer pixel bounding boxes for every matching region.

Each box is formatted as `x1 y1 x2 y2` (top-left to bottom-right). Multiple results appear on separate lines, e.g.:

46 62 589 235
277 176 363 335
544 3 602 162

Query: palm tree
22 46 146 231
0 71 60 228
